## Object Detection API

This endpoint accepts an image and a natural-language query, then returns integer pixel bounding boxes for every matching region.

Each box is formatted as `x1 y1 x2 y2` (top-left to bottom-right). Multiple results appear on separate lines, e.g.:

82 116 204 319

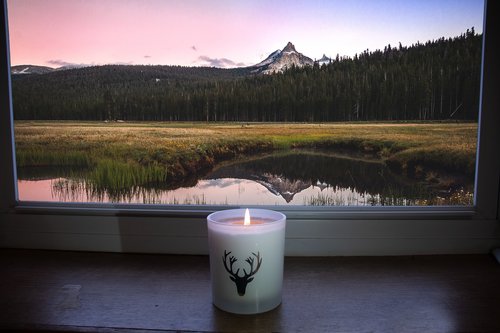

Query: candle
207 208 286 314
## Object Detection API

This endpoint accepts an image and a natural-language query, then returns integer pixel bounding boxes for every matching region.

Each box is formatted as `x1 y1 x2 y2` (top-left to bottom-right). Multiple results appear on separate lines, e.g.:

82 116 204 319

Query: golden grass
15 121 478 180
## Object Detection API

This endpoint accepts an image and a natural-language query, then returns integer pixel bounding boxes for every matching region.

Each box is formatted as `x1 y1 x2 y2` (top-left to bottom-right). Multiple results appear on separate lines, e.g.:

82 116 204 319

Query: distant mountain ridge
11 41 329 76
11 65 55 75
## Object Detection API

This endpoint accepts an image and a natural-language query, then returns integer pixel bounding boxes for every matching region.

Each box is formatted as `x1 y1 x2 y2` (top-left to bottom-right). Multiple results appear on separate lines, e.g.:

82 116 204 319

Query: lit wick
244 208 251 226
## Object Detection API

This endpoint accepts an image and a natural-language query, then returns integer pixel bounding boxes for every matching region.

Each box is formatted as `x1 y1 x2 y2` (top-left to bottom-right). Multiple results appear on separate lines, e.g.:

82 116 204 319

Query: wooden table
1 249 499 332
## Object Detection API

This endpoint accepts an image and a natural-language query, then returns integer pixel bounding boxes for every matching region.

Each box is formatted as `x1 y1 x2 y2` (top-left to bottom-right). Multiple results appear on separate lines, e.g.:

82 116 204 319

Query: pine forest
12 29 481 123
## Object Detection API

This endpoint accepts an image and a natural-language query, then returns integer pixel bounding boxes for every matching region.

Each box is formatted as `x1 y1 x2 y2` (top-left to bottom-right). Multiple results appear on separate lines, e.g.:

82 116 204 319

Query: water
17 151 472 205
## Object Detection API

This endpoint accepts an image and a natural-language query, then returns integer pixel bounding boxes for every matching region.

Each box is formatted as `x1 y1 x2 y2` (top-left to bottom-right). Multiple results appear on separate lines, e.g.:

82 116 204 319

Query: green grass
14 121 477 192
88 159 167 192
16 149 92 168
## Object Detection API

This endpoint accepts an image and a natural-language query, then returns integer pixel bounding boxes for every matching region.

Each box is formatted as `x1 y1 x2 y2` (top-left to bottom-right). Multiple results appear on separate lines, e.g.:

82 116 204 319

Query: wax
207 208 286 314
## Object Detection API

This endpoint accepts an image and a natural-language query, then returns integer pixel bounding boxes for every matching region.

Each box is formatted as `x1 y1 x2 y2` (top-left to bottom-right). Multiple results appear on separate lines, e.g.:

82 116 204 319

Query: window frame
1 0 498 255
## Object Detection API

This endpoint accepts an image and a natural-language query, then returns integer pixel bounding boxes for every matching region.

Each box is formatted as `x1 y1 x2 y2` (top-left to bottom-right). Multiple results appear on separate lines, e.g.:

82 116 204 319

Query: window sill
1 249 500 332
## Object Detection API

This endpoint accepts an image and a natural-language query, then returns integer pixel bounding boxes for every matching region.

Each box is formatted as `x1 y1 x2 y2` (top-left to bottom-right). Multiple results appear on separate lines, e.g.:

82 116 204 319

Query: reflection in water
207 152 424 204
17 151 473 205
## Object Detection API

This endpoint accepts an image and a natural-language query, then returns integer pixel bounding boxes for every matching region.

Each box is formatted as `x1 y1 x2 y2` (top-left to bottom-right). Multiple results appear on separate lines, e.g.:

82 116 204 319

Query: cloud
47 59 90 68
196 55 246 68
47 59 134 68
191 45 197 51
112 61 134 65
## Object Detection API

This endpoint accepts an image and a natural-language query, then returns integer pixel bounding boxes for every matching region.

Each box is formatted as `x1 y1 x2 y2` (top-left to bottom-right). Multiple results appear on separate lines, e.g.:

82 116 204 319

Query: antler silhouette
222 250 262 296
222 250 240 277
243 252 262 278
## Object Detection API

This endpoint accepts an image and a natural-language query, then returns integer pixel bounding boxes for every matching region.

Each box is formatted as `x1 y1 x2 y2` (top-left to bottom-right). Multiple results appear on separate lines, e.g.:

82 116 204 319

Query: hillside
11 65 55 75
12 29 481 122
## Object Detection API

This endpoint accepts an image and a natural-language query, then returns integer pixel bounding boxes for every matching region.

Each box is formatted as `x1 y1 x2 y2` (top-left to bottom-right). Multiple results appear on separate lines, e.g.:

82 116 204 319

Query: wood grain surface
1 249 499 332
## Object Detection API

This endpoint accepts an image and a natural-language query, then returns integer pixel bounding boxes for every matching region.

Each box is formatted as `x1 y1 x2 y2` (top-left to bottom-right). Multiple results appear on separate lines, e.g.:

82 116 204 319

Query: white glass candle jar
207 208 286 314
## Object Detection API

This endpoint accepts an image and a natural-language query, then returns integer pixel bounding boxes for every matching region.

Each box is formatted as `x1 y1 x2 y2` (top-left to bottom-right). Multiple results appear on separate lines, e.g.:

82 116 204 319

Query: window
7 0 486 207
0 0 498 255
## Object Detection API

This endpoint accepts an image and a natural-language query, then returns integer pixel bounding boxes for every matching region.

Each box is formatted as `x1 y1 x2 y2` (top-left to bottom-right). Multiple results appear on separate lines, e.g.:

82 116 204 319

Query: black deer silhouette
223 250 262 296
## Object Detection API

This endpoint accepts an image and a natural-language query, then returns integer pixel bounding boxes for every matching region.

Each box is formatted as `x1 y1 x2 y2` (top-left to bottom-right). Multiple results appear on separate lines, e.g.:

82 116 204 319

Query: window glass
8 0 484 206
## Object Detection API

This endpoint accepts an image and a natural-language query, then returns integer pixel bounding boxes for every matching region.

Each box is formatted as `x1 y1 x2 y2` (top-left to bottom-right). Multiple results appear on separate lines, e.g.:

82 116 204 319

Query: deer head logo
223 250 262 296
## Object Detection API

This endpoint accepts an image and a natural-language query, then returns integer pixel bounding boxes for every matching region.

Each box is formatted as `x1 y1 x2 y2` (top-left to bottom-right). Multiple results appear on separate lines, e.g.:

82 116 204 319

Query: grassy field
15 121 477 195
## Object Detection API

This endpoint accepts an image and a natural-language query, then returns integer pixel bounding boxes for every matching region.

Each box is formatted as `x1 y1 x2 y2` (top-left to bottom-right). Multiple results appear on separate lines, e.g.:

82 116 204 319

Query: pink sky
7 0 484 68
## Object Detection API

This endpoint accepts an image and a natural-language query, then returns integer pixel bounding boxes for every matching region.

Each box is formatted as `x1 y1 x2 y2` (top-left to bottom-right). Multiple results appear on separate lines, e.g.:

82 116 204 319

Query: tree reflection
20 150 473 205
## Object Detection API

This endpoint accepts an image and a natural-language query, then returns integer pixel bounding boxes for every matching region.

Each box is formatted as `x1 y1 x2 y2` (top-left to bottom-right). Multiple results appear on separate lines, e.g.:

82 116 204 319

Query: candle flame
244 208 251 226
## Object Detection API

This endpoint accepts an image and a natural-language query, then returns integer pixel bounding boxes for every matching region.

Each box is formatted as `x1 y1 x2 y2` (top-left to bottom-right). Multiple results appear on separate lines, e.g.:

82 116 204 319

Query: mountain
11 65 55 75
250 42 314 74
317 54 332 66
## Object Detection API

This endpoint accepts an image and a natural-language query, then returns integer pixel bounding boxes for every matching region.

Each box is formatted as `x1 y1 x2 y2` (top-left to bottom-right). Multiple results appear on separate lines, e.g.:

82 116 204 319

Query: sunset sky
7 0 484 68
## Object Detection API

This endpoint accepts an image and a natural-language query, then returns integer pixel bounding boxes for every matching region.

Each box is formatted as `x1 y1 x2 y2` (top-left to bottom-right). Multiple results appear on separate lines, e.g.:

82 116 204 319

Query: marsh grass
88 159 167 193
305 189 473 206
15 121 477 196
17 149 92 168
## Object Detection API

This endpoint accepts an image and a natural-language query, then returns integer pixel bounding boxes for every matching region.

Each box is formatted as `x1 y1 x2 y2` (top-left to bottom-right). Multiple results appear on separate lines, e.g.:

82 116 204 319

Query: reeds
88 159 167 192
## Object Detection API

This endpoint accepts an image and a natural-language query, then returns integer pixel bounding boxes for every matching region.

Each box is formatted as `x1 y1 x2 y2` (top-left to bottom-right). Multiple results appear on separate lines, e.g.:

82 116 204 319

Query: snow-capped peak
317 54 332 66
10 65 55 75
254 49 282 68
250 42 314 74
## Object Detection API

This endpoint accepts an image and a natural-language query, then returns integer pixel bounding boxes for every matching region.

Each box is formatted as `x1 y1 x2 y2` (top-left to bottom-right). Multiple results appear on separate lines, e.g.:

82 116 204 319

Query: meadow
15 121 477 198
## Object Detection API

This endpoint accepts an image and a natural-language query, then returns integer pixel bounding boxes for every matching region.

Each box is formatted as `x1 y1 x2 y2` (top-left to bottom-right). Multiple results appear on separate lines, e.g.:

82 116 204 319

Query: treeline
12 28 482 121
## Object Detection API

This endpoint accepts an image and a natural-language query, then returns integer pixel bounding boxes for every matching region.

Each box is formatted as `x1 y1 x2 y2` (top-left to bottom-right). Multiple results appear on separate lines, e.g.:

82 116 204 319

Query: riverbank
15 121 477 196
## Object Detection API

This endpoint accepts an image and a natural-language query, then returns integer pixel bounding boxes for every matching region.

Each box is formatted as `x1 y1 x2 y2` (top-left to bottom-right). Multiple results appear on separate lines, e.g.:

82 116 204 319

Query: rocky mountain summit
250 42 315 74
317 54 332 66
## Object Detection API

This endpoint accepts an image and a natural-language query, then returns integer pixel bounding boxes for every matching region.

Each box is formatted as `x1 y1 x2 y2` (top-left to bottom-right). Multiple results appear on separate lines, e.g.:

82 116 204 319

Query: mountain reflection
204 151 433 203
